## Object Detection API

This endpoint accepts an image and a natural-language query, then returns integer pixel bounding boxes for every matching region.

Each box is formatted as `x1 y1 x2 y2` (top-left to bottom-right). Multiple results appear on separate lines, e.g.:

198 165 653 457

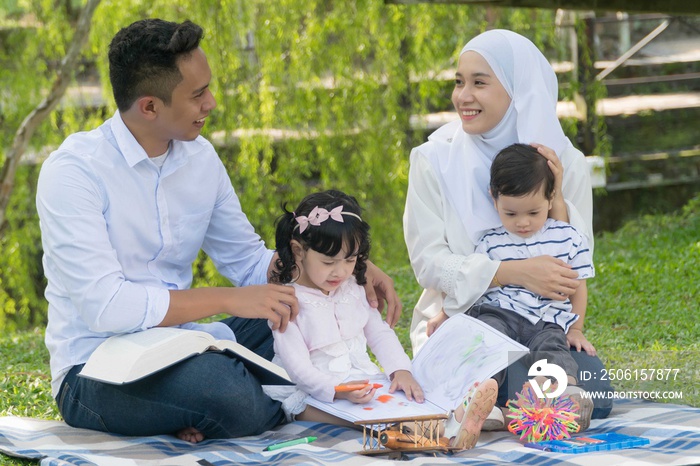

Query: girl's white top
271 279 412 403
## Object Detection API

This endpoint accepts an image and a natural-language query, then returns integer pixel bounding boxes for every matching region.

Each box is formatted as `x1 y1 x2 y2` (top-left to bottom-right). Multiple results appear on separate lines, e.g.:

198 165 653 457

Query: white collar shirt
36 111 274 396
271 279 412 403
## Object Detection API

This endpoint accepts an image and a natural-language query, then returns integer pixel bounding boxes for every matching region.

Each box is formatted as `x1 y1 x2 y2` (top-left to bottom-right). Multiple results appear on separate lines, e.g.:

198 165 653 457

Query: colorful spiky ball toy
506 383 581 442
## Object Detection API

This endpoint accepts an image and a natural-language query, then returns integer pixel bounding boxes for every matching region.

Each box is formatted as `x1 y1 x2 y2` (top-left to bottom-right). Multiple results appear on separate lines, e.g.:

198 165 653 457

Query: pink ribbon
296 206 345 233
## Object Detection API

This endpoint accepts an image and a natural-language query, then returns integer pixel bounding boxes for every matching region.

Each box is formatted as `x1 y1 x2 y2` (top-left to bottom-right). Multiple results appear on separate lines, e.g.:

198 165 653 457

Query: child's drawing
412 314 528 411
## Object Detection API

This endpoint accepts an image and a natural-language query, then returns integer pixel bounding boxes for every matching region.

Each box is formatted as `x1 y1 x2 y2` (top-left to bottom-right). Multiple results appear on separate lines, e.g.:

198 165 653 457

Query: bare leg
296 406 360 429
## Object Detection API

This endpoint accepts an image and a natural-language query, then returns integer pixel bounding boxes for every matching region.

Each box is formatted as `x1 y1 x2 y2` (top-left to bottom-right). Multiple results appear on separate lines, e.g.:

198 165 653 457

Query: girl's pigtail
351 220 370 286
353 247 369 285
271 209 298 284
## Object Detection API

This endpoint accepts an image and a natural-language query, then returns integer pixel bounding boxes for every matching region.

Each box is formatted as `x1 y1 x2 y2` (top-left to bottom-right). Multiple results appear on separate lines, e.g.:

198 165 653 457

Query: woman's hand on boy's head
363 260 402 328
531 143 568 222
389 370 424 403
531 143 562 189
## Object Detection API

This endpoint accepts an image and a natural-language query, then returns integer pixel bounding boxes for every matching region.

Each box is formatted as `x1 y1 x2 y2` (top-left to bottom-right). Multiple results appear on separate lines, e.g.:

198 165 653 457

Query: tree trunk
0 0 102 232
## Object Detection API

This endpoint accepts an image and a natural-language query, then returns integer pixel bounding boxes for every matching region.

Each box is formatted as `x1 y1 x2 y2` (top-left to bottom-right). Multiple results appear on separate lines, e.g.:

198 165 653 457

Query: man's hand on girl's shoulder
363 261 402 328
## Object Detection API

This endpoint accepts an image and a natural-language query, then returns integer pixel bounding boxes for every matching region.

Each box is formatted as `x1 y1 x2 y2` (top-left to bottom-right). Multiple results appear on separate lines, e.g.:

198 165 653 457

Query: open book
305 313 529 422
79 327 293 386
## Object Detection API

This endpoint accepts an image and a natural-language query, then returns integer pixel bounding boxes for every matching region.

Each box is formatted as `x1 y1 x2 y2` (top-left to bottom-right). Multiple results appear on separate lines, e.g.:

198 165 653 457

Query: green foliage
570 15 612 157
1 3 698 462
0 166 45 331
88 0 563 261
585 194 699 406
1 1 570 329
1 0 105 330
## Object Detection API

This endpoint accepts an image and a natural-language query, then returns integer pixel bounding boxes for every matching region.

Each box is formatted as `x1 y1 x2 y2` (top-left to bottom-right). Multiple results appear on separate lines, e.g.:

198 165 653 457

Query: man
36 18 399 443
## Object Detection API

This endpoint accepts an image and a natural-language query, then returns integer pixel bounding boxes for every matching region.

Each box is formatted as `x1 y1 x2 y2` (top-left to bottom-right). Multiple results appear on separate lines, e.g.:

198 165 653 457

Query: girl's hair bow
295 205 360 233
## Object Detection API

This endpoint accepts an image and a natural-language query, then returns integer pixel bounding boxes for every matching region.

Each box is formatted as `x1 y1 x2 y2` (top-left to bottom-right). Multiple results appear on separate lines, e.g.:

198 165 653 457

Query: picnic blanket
1 400 699 465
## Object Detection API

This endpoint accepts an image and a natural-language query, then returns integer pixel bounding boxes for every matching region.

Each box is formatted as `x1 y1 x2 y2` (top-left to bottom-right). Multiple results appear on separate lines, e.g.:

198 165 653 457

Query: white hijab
427 29 571 244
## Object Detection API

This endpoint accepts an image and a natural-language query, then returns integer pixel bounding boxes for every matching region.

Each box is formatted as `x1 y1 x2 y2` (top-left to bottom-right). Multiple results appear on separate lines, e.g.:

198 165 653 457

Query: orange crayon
334 383 383 392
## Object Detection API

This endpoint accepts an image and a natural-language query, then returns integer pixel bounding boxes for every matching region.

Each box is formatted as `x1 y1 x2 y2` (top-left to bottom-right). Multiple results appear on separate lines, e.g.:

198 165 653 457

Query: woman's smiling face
451 51 512 135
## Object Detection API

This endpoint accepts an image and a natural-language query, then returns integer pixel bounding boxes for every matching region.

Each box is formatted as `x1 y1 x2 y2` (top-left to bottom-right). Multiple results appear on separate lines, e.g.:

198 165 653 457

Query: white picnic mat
1 400 699 465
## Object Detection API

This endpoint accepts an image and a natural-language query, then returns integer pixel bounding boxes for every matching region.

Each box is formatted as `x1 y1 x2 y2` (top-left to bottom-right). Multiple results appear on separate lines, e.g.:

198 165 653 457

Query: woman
404 29 612 422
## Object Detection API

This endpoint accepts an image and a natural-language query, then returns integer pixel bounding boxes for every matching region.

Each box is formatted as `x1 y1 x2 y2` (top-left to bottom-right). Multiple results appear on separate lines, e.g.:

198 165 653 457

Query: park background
0 0 698 447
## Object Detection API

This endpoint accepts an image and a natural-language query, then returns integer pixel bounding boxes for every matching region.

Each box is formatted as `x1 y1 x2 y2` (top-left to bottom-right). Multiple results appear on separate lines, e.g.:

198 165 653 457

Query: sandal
448 378 499 450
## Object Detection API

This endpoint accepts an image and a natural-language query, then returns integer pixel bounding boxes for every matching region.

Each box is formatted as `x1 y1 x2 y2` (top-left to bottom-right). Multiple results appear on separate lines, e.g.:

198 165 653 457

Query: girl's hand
363 260 402 328
531 143 568 222
334 380 377 404
389 370 425 403
567 328 597 356
426 310 449 337
501 256 579 300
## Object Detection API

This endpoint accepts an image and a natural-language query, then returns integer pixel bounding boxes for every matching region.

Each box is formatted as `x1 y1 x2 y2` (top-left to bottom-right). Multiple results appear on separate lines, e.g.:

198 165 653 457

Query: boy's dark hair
108 19 203 111
272 190 371 286
490 143 555 200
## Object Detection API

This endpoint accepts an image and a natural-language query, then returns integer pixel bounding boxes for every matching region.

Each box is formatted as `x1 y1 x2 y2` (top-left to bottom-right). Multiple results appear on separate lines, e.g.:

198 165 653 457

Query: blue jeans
498 347 615 419
56 317 286 438
468 304 614 419
467 304 579 385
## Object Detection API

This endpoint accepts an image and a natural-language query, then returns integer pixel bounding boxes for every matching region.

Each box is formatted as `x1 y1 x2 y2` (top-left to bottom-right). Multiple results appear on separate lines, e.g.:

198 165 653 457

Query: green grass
1 196 698 464
0 329 58 465
0 329 57 420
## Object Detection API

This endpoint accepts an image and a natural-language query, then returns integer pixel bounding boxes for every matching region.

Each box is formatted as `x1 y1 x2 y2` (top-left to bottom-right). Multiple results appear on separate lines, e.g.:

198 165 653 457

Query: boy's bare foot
176 426 205 443
450 378 498 450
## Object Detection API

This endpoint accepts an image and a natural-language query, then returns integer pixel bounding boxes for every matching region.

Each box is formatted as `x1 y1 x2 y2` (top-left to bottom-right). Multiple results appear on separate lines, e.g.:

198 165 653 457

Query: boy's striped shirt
474 218 594 332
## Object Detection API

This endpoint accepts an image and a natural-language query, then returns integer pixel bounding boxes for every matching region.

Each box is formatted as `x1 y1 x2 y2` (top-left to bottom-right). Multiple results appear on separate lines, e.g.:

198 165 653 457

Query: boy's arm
549 198 569 223
427 309 450 337
567 280 597 356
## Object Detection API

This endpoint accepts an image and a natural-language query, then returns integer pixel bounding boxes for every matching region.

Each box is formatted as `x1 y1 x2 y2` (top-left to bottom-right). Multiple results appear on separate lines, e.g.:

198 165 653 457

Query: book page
304 375 446 423
412 313 529 412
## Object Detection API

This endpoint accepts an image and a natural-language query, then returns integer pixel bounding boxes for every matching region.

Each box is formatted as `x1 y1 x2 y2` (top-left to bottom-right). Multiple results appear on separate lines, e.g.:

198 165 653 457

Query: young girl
265 190 495 449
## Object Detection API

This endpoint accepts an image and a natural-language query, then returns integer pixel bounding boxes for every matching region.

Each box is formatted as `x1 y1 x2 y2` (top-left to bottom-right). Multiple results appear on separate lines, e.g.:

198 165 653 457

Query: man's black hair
108 19 203 111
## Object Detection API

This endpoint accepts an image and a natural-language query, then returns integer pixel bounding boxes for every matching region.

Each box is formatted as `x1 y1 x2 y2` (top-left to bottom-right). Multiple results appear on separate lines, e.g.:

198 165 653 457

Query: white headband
294 205 362 233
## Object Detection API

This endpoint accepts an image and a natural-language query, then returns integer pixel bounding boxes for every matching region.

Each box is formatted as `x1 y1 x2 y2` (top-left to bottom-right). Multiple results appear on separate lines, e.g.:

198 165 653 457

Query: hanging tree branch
0 0 102 232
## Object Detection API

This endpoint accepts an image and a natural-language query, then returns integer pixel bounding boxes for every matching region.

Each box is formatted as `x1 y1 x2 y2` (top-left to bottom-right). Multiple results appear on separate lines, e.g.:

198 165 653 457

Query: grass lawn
0 196 698 464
